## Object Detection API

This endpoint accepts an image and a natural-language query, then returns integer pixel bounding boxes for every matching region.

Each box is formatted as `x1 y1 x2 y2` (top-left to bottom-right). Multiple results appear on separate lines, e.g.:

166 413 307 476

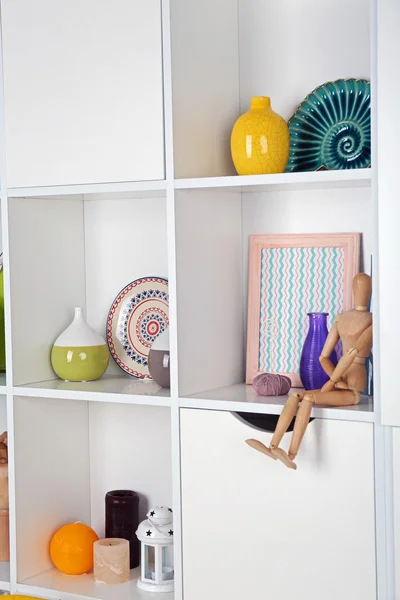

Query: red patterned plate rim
107 277 169 379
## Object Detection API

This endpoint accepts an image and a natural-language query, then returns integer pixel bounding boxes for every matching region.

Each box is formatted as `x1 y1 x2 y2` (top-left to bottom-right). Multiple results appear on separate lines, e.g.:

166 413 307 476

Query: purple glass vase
299 312 338 390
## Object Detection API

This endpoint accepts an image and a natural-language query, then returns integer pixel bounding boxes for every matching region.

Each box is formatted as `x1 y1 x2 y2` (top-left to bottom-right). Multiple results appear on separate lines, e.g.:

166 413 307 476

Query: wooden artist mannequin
247 274 372 470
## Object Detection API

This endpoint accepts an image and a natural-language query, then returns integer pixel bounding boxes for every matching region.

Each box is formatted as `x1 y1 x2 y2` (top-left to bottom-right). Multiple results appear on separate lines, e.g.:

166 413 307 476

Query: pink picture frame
246 233 361 387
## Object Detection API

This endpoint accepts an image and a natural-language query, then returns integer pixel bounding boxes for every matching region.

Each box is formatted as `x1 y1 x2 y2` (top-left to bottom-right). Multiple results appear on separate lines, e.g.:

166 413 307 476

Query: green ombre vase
51 306 109 382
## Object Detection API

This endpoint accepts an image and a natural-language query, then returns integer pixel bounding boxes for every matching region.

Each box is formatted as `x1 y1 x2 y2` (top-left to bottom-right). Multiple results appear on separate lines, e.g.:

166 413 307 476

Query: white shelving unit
0 0 396 599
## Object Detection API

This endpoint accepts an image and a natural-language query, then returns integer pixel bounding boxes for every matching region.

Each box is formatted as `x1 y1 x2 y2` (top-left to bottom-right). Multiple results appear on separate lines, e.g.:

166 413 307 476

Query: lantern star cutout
168 529 173 536
150 511 155 517
168 508 173 513
146 530 152 537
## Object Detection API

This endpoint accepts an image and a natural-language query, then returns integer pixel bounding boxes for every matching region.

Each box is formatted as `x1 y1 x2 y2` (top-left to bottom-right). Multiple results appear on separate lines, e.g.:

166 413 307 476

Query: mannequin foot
246 439 277 460
270 447 297 470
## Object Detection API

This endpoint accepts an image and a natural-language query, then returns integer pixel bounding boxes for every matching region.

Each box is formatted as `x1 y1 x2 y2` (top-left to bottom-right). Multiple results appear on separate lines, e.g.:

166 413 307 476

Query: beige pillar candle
94 538 130 584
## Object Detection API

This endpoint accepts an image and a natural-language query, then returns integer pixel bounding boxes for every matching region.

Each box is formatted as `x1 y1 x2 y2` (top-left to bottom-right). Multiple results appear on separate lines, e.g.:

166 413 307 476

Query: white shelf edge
174 168 372 192
6 171 372 198
16 582 142 600
179 397 375 423
13 385 171 406
7 179 167 198
0 580 10 592
17 566 174 600
17 583 76 600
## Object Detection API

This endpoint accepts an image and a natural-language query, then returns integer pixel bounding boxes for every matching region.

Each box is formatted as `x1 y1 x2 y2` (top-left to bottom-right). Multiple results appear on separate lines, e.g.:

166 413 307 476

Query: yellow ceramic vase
231 96 290 175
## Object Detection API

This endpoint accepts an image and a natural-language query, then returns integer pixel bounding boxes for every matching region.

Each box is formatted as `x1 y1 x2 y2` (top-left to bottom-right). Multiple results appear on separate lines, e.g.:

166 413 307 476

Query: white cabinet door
181 409 376 600
1 0 164 187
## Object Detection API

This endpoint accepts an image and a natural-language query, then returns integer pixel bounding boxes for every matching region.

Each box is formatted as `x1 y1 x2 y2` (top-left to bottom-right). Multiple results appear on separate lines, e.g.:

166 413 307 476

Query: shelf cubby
14 396 172 598
170 0 370 180
8 194 169 395
175 184 373 412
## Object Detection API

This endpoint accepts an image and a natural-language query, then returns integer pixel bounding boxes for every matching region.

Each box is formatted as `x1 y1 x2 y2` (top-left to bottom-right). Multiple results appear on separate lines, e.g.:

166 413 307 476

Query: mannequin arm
321 325 372 392
319 319 340 378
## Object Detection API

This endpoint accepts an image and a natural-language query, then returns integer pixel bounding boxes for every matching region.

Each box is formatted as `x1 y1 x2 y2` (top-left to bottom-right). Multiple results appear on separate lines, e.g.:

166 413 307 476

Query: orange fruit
50 522 99 575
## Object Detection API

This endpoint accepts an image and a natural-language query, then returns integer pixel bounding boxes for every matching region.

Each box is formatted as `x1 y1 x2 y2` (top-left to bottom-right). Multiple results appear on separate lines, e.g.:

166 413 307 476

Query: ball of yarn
252 373 291 396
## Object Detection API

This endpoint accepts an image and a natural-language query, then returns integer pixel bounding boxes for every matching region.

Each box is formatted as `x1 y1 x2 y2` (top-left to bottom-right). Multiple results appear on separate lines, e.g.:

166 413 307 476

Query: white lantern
136 505 174 593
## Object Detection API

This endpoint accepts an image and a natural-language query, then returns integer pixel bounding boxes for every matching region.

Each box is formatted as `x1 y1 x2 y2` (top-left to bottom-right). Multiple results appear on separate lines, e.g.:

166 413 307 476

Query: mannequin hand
0 432 7 446
335 380 349 390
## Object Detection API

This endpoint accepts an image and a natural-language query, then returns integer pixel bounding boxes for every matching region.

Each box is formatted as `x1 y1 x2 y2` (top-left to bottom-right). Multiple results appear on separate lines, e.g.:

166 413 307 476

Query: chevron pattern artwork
258 246 345 374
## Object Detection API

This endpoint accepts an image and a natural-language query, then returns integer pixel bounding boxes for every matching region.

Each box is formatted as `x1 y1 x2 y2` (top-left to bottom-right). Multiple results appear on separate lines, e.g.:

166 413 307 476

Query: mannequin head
353 273 372 311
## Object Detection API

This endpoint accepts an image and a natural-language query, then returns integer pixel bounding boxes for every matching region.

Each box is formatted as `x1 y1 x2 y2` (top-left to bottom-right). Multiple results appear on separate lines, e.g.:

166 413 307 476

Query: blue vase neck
307 312 329 331
308 312 329 320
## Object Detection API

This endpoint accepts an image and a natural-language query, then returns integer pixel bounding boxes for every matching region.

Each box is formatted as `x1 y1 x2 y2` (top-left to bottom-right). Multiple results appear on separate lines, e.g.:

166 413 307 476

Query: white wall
175 190 243 396
89 403 172 533
239 0 370 119
14 396 90 582
84 196 168 376
170 0 240 178
9 197 85 385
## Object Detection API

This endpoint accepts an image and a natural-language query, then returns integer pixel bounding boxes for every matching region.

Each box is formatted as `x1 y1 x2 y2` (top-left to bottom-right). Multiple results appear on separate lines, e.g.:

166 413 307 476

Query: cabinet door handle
245 438 277 460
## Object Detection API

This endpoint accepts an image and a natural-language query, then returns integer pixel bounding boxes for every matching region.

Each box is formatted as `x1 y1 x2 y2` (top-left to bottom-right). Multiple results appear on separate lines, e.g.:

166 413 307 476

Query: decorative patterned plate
107 277 169 379
286 79 371 172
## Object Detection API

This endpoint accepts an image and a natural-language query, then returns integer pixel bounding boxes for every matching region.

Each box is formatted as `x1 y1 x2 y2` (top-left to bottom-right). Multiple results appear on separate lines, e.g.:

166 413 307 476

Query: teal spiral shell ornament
286 79 371 172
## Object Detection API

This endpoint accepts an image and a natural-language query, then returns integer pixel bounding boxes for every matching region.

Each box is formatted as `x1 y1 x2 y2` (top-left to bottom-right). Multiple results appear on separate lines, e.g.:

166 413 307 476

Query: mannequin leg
275 390 360 469
312 390 360 406
288 393 315 460
269 392 304 450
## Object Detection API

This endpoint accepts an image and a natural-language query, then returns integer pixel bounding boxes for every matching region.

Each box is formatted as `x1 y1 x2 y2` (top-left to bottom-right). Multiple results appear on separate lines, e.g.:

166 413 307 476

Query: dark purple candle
105 490 139 569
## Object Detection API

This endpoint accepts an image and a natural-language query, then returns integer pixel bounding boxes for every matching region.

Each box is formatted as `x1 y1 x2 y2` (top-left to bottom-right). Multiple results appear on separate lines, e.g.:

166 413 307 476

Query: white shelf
0 562 10 591
180 383 375 423
7 179 167 199
7 170 372 197
18 567 173 600
14 375 171 406
175 169 372 193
